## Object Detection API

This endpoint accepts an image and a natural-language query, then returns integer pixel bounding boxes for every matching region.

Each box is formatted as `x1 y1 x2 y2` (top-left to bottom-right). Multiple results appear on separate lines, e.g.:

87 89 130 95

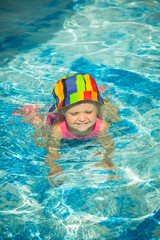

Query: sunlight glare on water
0 0 160 239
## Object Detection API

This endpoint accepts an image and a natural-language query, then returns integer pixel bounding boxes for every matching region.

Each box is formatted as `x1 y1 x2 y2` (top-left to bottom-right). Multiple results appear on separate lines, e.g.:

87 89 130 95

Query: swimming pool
0 0 160 239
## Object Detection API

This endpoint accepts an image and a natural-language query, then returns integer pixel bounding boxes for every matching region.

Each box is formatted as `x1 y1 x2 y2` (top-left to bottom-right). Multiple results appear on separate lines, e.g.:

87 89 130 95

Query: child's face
63 102 97 136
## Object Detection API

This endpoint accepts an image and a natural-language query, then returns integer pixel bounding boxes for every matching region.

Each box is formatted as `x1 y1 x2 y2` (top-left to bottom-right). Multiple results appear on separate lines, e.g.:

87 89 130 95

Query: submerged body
12 73 120 186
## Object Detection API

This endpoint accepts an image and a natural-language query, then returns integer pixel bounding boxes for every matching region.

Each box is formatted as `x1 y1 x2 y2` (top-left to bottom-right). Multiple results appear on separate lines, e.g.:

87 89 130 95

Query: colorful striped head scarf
49 73 108 113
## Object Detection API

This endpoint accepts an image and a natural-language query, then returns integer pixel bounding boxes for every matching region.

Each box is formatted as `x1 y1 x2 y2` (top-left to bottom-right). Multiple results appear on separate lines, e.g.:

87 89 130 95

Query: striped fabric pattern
49 73 107 112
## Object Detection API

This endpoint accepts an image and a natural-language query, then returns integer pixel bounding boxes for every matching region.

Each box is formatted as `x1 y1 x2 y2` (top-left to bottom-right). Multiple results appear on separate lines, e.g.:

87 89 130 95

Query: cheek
90 112 97 121
65 115 75 125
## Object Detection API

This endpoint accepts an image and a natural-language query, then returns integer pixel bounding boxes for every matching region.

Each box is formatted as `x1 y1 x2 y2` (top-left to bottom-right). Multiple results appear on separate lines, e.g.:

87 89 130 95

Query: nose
79 113 86 122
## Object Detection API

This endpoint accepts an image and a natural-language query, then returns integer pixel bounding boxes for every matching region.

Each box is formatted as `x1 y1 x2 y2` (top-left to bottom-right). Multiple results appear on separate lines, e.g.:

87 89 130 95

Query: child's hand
94 159 118 171
47 149 60 161
94 152 118 171
47 171 67 187
94 154 119 181
46 162 67 187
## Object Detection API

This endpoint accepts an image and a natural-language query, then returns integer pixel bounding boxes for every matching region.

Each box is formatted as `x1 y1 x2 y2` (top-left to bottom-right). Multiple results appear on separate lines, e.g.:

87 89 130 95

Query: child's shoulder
99 119 111 132
50 122 63 139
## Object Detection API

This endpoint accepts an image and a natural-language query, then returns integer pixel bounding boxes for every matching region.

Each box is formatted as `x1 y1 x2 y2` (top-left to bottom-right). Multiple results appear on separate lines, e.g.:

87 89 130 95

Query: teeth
77 123 88 126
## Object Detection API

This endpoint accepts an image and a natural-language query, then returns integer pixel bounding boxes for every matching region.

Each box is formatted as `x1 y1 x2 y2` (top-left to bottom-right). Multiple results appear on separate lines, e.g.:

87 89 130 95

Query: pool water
0 0 160 239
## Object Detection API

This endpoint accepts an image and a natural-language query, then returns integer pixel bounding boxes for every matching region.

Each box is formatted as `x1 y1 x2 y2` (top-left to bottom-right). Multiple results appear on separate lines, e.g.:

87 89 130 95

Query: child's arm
94 120 117 170
95 134 117 170
45 124 64 186
46 128 61 160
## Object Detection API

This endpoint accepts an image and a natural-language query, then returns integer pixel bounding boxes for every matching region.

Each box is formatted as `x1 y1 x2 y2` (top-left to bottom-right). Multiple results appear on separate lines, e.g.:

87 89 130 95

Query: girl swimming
12 73 120 186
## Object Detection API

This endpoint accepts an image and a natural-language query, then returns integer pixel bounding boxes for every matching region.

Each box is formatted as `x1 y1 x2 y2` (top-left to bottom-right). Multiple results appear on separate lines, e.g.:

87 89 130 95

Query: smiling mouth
77 123 88 126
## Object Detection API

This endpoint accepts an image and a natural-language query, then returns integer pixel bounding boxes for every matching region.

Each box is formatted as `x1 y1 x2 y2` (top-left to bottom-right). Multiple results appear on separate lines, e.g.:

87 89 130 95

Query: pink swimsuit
59 116 102 140
46 113 103 140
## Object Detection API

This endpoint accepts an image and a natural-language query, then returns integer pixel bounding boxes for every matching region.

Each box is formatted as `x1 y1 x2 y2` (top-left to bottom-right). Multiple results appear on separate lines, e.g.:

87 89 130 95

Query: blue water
0 0 160 239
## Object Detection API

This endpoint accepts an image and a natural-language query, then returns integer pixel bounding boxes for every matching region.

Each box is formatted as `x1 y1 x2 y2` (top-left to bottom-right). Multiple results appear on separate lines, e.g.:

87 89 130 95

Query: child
12 73 120 186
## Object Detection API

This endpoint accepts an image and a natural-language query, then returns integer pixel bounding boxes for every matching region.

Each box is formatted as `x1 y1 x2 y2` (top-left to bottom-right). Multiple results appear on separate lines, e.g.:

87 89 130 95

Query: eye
70 112 78 116
86 111 92 114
